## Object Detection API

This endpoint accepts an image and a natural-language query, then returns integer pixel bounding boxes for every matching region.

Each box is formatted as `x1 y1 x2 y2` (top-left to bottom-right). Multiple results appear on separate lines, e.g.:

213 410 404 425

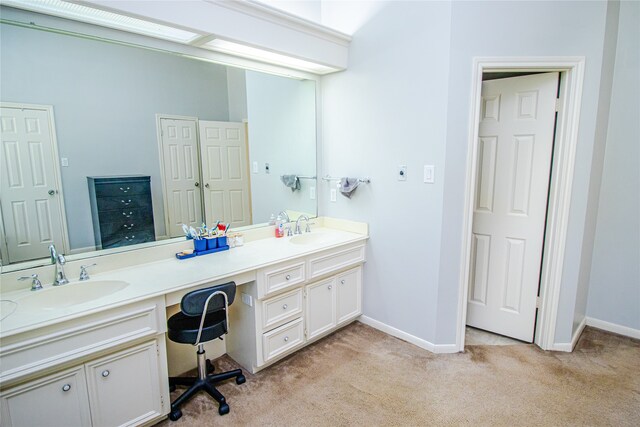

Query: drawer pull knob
62 384 71 392
124 236 135 241
120 186 130 193
121 199 132 205
341 280 345 285
284 336 289 342
285 275 291 281
101 370 110 378
282 304 288 310
123 223 135 230
328 285 332 290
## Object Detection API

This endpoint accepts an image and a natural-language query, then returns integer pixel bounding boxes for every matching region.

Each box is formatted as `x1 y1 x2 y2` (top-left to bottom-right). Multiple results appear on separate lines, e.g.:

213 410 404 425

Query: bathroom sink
289 233 334 246
17 280 130 311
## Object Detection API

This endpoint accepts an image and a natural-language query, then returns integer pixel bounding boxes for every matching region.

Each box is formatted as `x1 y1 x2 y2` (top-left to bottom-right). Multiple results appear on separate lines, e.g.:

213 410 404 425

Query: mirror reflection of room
0 10 317 265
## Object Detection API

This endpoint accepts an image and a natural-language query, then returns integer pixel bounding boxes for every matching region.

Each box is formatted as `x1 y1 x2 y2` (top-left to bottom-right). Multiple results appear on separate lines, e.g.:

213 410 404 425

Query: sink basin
17 280 130 311
289 233 334 246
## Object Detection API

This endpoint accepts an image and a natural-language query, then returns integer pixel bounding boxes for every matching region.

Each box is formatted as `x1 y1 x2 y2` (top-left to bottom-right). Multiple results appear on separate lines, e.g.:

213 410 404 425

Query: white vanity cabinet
0 297 170 427
227 243 365 374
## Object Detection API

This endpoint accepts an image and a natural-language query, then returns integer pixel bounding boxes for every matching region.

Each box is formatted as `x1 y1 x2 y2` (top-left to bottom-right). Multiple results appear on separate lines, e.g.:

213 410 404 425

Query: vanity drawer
308 244 365 280
262 288 303 331
258 260 306 298
262 318 304 363
0 298 164 387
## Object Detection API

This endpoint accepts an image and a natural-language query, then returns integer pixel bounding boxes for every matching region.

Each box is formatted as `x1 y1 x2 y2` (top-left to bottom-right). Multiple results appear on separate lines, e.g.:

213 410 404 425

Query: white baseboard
358 316 459 354
586 317 640 339
550 316 587 352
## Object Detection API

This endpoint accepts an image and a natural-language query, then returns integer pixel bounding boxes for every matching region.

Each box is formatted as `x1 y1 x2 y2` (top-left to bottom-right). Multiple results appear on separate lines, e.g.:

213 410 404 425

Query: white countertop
0 227 367 339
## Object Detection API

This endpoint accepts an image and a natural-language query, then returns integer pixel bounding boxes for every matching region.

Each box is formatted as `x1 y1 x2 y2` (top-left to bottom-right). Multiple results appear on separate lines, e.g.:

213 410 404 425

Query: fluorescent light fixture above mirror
201 39 339 74
2 0 201 43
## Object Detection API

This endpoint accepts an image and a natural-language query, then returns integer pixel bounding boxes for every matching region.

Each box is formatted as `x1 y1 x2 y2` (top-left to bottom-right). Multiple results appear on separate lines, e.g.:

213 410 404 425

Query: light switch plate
241 293 253 307
310 186 316 200
330 188 337 202
252 161 258 173
424 165 435 183
398 165 407 181
61 157 69 167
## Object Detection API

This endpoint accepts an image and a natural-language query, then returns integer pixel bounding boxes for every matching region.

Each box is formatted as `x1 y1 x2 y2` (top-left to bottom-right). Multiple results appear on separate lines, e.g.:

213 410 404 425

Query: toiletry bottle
269 213 276 225
275 215 284 238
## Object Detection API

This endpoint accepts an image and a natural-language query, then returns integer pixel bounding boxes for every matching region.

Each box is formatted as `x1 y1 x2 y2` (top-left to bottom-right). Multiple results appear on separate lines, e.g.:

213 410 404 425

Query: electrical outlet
398 165 407 181
424 165 435 183
252 161 258 173
61 157 69 167
310 186 316 200
330 188 337 202
241 293 253 307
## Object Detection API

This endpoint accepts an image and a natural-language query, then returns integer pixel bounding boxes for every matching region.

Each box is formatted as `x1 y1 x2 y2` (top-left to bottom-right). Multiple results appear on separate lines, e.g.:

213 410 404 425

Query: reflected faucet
278 210 291 224
49 244 69 286
294 215 310 235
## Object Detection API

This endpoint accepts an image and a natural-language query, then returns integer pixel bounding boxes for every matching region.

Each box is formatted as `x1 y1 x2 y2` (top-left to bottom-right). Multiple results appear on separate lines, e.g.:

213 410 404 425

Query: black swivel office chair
166 281 245 421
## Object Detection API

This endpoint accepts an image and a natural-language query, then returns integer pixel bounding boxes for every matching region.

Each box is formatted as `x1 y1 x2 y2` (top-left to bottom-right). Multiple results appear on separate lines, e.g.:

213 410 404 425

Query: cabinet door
305 278 336 340
0 366 91 427
336 267 362 325
86 340 163 427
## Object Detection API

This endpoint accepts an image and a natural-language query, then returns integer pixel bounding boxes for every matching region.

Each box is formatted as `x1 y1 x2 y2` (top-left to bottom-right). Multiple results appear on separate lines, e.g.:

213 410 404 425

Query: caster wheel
236 375 246 385
168 409 182 421
206 359 215 374
219 403 230 416
169 384 176 392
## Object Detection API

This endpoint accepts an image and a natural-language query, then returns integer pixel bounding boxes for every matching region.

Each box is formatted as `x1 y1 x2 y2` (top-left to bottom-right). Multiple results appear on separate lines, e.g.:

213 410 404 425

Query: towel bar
322 175 371 184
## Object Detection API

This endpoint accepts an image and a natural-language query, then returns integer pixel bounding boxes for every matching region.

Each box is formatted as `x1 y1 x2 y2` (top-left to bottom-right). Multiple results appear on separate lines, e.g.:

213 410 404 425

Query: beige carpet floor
156 322 640 426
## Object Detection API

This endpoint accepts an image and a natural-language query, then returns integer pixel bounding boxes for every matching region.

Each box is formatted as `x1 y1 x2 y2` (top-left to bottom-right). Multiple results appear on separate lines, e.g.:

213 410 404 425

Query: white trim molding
551 316 587 352
455 57 586 353
359 316 458 354
586 317 640 340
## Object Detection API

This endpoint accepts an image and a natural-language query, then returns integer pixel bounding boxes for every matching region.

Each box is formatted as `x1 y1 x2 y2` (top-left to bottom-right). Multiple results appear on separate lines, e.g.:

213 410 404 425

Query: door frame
455 57 585 352
0 102 70 262
155 114 201 240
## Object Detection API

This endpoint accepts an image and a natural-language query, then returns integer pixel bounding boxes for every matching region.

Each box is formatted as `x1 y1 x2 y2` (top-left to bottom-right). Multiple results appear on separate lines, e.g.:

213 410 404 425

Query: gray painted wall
246 71 317 224
587 0 640 330
321 0 617 346
1 22 229 250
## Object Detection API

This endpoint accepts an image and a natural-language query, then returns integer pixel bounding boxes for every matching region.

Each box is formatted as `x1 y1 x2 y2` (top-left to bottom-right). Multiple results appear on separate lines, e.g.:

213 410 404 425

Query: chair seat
168 310 227 344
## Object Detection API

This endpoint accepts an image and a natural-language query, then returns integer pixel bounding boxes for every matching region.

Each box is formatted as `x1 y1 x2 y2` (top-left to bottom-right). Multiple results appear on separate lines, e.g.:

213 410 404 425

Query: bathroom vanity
0 219 367 426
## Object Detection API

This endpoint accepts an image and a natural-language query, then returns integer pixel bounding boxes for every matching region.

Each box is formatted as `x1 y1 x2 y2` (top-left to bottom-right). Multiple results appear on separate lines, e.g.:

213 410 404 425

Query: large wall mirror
0 7 318 269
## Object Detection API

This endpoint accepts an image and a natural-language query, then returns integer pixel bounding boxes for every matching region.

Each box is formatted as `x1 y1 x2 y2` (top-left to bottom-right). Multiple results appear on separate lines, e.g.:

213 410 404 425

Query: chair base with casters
166 282 245 421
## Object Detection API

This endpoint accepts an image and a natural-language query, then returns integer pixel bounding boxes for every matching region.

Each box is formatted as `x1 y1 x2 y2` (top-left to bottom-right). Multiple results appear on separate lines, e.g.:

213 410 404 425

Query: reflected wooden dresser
87 176 155 249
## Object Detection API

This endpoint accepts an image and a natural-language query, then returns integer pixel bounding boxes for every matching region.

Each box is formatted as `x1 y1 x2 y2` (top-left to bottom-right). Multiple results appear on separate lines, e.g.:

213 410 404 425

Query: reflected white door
160 118 202 237
467 73 559 342
0 106 66 263
199 121 251 228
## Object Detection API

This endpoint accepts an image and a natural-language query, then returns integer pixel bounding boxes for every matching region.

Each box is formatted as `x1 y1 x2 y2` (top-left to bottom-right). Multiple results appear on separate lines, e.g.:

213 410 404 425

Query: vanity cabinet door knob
283 336 289 342
340 280 345 285
101 370 110 378
62 384 71 392
282 304 288 310
328 285 332 290
194 182 200 187
285 275 291 281
205 183 210 188
48 189 56 196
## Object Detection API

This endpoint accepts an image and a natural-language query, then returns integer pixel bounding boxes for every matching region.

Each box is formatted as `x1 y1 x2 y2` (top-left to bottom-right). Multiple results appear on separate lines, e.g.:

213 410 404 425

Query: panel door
0 106 65 263
0 366 91 427
85 341 163 427
199 121 251 228
336 267 362 325
305 278 336 340
160 118 202 237
467 73 559 342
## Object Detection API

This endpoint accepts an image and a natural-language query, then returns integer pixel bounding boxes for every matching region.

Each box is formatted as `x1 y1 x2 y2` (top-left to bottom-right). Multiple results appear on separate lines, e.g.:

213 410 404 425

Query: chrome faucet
19 274 43 291
295 215 310 235
278 210 291 224
49 244 69 286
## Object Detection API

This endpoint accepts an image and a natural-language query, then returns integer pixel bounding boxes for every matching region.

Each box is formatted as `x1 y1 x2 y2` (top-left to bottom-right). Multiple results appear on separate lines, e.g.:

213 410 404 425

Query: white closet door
0 106 65 263
467 73 559 342
199 121 251 228
160 118 202 237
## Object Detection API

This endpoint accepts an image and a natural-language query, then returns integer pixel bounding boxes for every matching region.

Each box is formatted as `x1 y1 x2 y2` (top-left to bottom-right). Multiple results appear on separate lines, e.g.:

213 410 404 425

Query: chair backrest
181 281 236 317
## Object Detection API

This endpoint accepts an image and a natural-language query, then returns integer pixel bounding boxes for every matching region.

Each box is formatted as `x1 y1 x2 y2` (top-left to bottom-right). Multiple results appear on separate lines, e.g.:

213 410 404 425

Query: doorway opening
456 57 586 352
